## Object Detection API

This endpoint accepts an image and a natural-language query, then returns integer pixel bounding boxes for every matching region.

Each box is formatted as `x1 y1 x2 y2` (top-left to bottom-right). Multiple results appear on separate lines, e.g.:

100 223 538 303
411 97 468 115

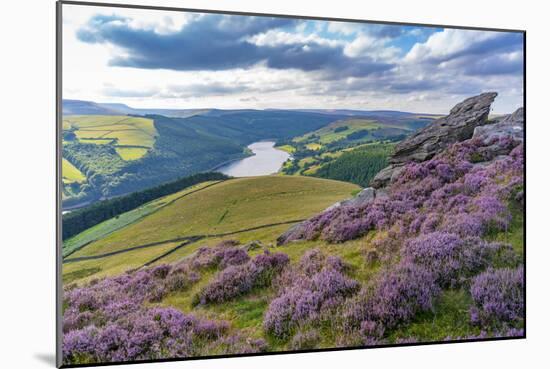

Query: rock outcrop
473 107 524 143
241 240 264 251
324 187 381 212
277 222 304 246
371 92 498 188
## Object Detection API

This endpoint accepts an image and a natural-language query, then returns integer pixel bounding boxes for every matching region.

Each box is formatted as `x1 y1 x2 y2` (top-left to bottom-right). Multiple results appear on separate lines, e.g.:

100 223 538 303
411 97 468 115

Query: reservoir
218 141 290 177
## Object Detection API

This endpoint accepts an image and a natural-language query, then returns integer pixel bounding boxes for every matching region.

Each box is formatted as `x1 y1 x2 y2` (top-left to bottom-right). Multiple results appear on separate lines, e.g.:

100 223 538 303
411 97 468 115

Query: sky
62 4 524 114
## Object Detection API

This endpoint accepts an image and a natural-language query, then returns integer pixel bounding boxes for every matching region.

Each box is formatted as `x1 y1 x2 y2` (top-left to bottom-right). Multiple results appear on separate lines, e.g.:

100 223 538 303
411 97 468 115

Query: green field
62 158 86 184
78 138 115 145
63 176 360 281
64 115 156 160
277 144 296 153
306 143 322 150
115 147 149 160
294 119 383 144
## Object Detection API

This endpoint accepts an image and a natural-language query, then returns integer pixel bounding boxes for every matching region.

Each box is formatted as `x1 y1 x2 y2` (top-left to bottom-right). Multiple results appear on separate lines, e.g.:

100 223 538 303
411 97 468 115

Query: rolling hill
62 175 360 281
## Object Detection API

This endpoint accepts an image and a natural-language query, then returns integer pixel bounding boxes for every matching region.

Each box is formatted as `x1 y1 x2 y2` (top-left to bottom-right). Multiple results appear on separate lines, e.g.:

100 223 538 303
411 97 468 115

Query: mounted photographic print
57 1 526 367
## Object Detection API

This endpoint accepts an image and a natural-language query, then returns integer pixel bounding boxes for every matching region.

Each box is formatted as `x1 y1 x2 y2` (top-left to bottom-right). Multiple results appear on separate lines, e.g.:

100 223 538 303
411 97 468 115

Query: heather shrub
62 263 265 365
165 266 200 292
401 232 515 288
62 306 257 364
62 261 218 364
290 329 321 350
264 251 359 339
439 212 484 237
202 335 267 355
343 261 440 339
63 263 200 323
470 267 524 328
470 194 511 233
196 251 289 305
191 241 249 270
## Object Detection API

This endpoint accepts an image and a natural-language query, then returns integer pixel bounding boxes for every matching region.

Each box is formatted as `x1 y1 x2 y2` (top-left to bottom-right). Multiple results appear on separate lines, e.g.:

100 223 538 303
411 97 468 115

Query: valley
61 100 435 209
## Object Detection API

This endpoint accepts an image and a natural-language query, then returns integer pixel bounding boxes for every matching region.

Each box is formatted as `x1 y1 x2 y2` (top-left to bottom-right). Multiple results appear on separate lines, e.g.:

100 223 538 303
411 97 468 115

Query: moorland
61 94 524 365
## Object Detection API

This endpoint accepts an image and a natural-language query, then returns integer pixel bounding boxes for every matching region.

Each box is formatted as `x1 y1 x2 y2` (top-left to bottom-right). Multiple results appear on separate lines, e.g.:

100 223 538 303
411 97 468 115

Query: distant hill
62 100 121 115
63 100 210 118
285 108 440 118
63 100 440 120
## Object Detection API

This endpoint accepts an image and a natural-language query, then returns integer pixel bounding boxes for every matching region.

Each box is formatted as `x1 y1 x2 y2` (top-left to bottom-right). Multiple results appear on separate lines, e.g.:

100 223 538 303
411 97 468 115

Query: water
217 141 290 177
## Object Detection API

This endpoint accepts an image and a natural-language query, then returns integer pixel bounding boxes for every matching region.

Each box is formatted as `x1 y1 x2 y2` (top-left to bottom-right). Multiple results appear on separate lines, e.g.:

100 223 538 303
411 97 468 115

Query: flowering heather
446 327 524 341
190 240 249 270
401 232 515 288
290 329 321 350
63 306 265 364
64 264 199 327
343 261 440 340
470 267 524 327
196 251 289 305
264 250 359 339
62 263 265 364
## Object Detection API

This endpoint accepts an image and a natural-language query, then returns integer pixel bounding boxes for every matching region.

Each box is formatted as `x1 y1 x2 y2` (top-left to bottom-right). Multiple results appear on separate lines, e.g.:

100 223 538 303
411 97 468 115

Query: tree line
312 143 394 187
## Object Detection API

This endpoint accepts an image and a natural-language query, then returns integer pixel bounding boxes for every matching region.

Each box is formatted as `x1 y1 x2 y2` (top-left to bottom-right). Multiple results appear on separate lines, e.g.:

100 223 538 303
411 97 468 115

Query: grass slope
295 119 385 144
63 176 359 281
62 158 86 184
62 181 220 257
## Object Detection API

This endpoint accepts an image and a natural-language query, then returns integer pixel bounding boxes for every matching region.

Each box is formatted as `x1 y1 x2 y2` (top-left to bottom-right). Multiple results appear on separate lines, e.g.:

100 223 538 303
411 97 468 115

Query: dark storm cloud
264 43 393 77
76 13 394 78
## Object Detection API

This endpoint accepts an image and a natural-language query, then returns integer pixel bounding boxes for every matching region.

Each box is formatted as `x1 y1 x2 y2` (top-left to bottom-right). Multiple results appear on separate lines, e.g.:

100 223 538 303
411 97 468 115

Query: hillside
311 142 395 187
277 114 428 176
61 94 524 365
62 175 360 282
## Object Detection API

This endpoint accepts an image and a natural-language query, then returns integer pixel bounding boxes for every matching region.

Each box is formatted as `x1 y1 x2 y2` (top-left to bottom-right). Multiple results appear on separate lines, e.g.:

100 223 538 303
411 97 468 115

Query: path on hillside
62 219 305 264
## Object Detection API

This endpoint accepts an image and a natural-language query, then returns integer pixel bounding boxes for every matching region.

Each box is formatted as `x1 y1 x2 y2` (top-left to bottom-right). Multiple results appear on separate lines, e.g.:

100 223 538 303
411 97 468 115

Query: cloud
343 34 400 60
65 6 524 113
327 21 361 35
160 82 250 98
450 51 524 76
77 14 282 71
102 85 160 97
77 13 394 78
405 29 523 64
